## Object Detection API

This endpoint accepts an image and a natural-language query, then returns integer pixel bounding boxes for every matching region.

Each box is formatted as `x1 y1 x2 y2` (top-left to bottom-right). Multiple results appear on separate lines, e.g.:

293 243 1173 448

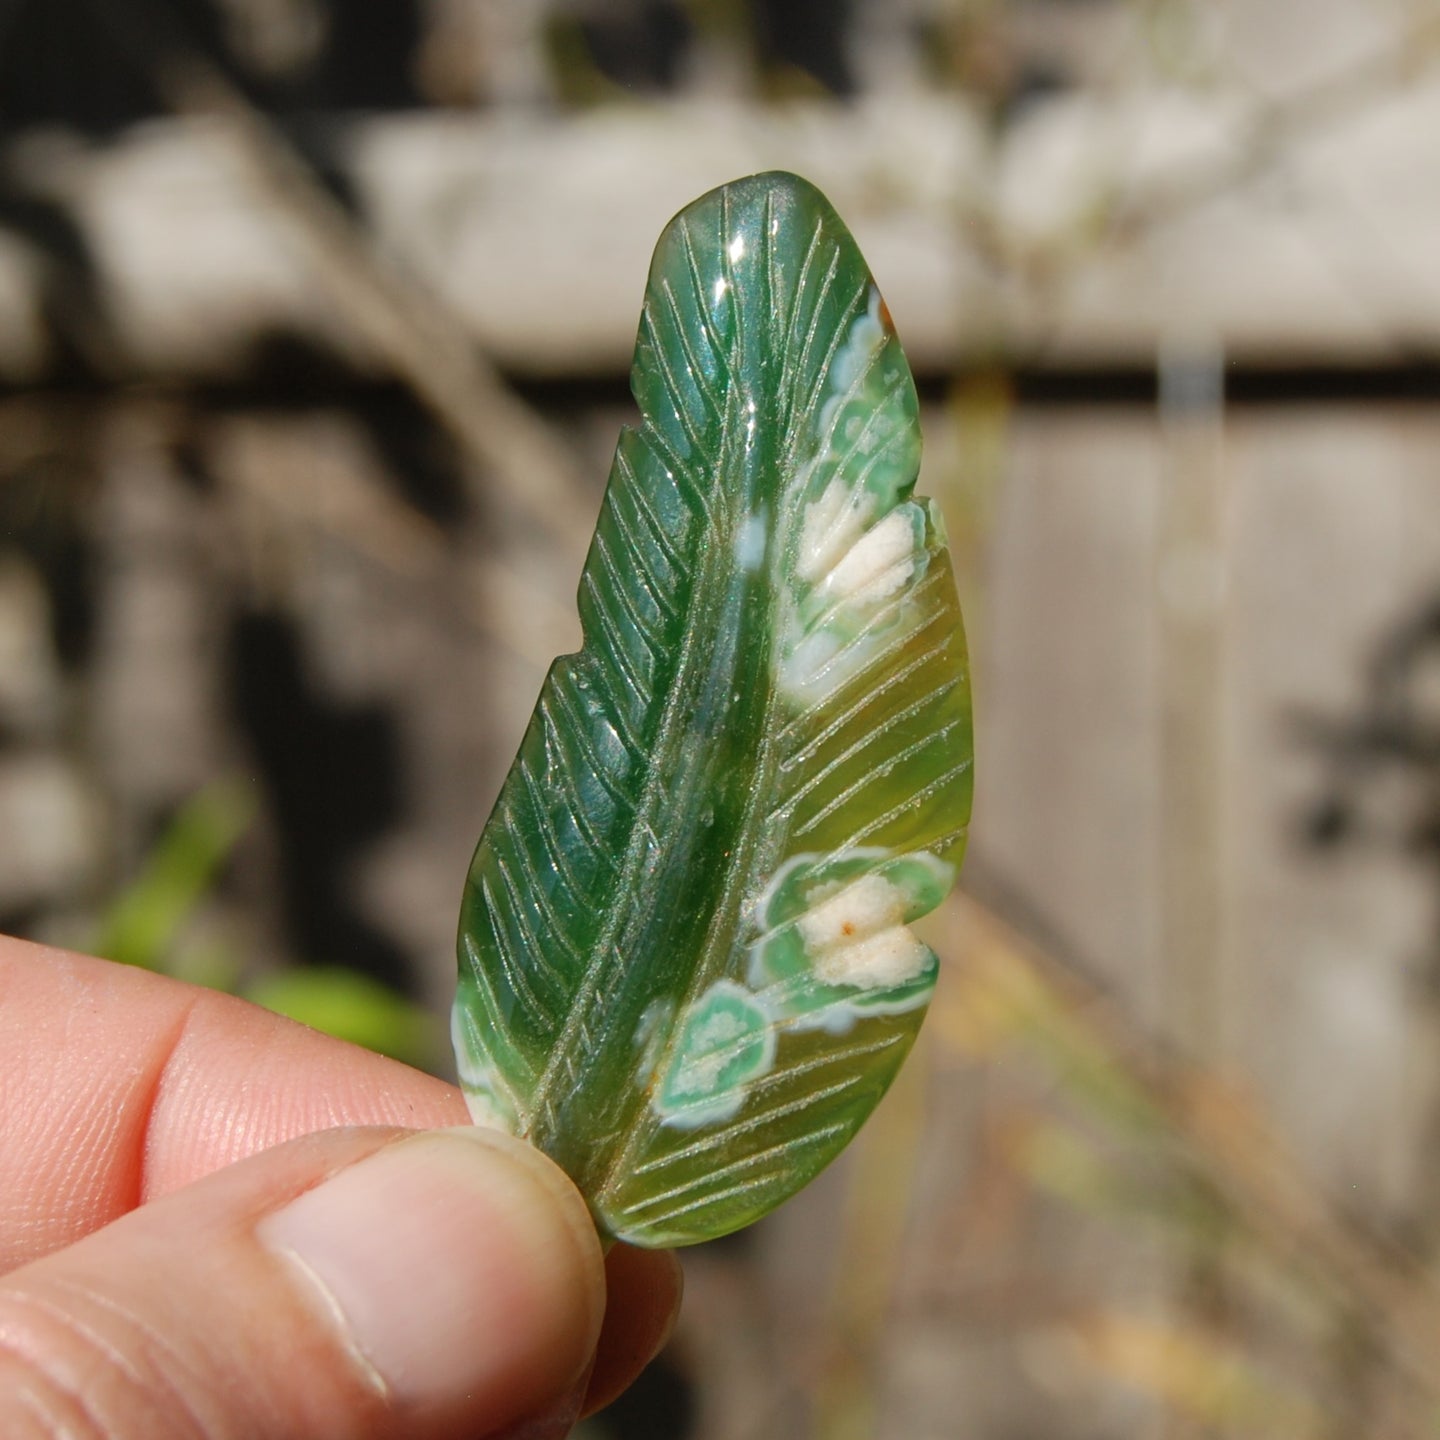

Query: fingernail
259 1128 603 1429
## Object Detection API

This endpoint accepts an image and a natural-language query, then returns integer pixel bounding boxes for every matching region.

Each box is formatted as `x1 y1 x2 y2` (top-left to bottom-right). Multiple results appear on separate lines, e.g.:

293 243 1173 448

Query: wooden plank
4 78 1440 385
970 403 1440 1215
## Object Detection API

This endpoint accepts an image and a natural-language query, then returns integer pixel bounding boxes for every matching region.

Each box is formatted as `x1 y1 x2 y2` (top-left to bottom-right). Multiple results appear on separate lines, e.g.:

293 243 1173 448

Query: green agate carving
453 171 973 1246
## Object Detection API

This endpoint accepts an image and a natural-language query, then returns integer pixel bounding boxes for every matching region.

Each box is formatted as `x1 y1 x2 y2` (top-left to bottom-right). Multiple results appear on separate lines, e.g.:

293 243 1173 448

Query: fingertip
1 1125 611 1440
260 1126 606 1433
582 1243 685 1419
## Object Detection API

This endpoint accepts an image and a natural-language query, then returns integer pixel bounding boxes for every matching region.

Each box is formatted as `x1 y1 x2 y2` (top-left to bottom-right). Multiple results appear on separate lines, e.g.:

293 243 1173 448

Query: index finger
0 932 467 1272
0 934 686 1418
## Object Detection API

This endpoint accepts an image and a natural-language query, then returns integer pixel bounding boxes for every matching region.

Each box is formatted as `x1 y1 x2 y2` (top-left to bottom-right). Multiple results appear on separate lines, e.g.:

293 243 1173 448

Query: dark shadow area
577 1 693 94
0 190 117 382
752 0 856 96
228 609 412 991
235 329 375 404
998 60 1076 124
1296 590 1440 884
1294 590 1440 1251
202 331 473 525
0 440 99 671
14 360 1435 415
305 0 424 112
0 0 426 136
0 0 239 135
0 0 180 134
350 386 470 529
591 1351 699 1440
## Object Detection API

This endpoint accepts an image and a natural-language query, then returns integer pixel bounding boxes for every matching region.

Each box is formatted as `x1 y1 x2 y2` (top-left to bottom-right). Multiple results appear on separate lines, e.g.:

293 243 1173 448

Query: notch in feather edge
453 171 973 1246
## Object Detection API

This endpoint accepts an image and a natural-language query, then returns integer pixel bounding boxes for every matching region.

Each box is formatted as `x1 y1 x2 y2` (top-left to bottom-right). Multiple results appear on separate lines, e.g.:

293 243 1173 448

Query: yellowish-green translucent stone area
453 171 973 1247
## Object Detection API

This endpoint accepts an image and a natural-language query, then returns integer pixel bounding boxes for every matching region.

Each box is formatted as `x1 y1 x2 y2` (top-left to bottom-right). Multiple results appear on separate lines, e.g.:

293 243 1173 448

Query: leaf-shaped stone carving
453 171 973 1246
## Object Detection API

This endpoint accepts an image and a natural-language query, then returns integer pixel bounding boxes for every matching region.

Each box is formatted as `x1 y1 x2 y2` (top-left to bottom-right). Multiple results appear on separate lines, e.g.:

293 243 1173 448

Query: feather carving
454 172 973 1246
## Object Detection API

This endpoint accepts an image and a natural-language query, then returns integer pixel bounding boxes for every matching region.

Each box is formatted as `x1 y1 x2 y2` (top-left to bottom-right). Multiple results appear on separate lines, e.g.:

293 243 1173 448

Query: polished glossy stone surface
454 172 972 1246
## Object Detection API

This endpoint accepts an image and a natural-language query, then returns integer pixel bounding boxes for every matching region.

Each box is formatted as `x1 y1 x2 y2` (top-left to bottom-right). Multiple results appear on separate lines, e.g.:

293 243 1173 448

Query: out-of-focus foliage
93 778 255 978
247 965 437 1068
91 778 439 1070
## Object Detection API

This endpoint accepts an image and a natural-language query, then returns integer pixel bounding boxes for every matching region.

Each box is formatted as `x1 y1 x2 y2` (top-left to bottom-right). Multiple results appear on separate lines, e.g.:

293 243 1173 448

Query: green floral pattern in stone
453 171 973 1247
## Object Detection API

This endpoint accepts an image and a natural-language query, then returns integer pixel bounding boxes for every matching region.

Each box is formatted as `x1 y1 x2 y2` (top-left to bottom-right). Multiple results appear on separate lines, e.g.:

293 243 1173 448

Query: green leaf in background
249 967 439 1070
454 171 973 1246
93 777 434 1068
93 777 256 977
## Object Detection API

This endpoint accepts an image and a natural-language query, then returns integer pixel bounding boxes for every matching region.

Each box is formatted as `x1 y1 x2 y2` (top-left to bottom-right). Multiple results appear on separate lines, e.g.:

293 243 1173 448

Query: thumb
0 1126 606 1440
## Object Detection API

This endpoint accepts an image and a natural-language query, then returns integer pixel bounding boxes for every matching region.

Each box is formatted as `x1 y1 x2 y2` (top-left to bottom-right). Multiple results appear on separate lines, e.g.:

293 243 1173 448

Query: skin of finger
1 935 684 1417
0 1126 606 1440
584 1246 685 1418
0 935 466 1270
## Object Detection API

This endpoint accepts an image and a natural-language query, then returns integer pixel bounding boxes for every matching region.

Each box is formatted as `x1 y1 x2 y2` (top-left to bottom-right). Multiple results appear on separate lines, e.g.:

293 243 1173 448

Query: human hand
0 934 682 1438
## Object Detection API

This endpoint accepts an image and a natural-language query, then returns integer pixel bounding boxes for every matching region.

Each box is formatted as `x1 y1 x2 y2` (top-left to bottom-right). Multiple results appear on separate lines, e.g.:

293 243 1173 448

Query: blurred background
4 0 1440 1435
